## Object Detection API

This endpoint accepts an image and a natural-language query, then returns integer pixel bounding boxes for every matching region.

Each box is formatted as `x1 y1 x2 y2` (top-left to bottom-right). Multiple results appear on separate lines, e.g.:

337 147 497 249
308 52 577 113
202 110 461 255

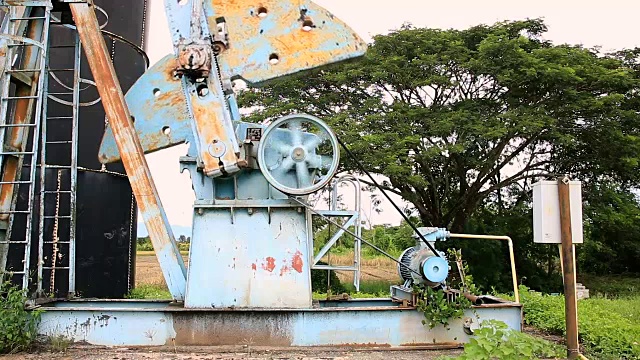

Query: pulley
257 114 339 195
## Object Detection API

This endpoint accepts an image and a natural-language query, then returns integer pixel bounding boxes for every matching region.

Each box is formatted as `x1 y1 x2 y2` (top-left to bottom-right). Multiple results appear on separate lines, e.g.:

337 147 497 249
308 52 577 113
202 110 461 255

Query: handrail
448 233 520 303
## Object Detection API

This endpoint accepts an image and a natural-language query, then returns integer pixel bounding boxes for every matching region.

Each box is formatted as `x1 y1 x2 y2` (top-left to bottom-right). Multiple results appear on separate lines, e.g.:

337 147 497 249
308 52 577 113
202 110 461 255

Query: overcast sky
139 0 640 236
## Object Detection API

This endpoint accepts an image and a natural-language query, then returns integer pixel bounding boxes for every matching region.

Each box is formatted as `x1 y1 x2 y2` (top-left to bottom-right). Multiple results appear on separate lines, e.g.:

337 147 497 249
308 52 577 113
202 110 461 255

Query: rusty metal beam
69 2 187 300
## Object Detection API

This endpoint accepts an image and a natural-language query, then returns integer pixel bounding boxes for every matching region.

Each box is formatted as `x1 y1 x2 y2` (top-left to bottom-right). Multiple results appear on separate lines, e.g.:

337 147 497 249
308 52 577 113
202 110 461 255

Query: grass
48 335 71 353
129 281 393 301
520 286 640 360
126 284 172 299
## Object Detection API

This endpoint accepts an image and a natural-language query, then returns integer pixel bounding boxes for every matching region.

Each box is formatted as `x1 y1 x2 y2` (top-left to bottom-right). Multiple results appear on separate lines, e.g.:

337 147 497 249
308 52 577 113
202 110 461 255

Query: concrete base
36 298 522 347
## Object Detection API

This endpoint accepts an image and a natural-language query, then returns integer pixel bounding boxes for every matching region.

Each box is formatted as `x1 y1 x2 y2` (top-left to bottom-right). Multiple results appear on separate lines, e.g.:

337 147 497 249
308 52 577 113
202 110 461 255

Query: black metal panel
6 0 148 298
47 0 149 170
6 169 136 298
74 170 136 298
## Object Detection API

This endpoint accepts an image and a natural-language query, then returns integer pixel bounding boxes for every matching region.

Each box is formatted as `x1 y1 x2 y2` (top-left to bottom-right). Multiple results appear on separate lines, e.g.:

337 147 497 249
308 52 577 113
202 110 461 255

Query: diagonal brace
69 2 187 300
312 210 358 265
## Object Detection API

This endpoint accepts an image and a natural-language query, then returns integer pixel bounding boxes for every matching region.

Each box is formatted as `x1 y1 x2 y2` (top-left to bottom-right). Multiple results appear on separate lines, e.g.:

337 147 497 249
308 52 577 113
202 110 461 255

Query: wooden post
557 176 580 359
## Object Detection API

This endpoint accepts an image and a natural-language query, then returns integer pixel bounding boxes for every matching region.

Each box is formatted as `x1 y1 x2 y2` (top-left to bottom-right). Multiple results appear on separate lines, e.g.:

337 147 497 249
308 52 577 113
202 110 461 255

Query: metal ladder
0 3 51 291
37 24 80 297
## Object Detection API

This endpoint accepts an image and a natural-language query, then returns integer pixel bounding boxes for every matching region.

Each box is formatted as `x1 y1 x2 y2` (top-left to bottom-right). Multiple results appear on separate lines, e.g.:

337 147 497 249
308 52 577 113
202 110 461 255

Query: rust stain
291 250 303 273
8 78 39 149
172 312 293 346
262 256 276 272
0 159 18 222
251 263 257 271
189 88 239 176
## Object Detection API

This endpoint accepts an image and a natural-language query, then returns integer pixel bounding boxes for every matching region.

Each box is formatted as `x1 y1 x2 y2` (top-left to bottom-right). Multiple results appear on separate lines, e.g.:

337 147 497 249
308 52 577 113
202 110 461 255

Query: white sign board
532 180 583 244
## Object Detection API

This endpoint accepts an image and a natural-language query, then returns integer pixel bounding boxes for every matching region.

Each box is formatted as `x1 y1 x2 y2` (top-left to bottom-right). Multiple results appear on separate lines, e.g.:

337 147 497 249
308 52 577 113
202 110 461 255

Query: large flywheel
257 114 340 195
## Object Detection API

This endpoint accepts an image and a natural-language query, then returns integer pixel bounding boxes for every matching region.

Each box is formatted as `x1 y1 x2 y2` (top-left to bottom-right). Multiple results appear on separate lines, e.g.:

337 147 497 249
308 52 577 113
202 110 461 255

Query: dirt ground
3 345 462 360
135 254 400 288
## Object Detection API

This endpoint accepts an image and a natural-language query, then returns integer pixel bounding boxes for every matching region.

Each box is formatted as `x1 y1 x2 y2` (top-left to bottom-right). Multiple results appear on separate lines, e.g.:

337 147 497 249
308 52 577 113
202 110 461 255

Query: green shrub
126 284 171 299
0 279 41 354
520 286 640 359
416 286 472 330
178 242 190 252
137 241 153 252
447 319 564 360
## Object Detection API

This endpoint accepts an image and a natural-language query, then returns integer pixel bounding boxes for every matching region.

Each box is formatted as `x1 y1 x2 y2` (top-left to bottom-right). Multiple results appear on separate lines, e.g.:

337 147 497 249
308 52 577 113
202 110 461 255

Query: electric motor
398 246 449 288
397 247 417 282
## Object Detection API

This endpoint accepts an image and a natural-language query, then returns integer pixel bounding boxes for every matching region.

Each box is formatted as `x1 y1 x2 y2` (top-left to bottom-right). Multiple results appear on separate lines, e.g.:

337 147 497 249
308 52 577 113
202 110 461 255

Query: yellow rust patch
208 0 366 83
188 87 239 175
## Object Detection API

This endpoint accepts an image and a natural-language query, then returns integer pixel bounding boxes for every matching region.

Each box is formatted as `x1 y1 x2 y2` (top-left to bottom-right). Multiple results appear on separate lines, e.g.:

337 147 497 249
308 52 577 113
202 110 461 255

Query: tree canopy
239 19 640 233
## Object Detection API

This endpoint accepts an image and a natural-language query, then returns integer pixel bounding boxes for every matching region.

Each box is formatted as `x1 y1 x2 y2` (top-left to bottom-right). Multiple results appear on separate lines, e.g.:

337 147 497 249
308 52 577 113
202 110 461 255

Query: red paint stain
291 251 304 273
262 257 276 272
251 263 257 271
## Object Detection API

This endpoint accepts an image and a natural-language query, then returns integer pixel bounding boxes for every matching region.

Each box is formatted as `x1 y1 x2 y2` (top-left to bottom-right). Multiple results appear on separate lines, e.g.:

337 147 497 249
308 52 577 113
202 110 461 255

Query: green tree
580 183 640 274
239 19 640 233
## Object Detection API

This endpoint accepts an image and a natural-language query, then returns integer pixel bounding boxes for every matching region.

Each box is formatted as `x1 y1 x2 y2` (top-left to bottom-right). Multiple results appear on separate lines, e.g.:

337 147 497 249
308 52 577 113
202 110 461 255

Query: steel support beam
69 2 187 300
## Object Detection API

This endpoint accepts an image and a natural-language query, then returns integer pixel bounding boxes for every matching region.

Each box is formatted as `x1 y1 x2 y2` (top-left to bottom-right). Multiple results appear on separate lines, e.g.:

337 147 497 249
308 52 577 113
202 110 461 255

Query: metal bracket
311 210 358 265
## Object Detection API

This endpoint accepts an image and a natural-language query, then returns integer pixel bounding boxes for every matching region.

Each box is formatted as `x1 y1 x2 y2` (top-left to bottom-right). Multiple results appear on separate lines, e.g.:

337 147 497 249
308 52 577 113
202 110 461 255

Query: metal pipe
462 292 484 305
68 30 80 296
69 3 187 300
558 176 580 359
332 174 363 291
448 233 520 304
36 7 49 296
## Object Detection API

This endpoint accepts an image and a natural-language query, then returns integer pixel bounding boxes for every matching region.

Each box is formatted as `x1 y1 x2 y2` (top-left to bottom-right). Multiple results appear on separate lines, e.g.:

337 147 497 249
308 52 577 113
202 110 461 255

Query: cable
335 136 442 257
101 30 149 70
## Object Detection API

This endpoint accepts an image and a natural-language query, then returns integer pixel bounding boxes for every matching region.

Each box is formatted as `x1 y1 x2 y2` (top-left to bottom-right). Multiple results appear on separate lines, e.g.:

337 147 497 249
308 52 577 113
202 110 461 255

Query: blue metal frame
37 299 523 347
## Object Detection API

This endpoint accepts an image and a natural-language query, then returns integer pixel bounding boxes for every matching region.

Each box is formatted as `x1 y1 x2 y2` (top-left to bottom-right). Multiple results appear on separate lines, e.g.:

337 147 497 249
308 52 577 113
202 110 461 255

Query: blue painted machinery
98 0 364 308
5 0 524 347
97 0 461 310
